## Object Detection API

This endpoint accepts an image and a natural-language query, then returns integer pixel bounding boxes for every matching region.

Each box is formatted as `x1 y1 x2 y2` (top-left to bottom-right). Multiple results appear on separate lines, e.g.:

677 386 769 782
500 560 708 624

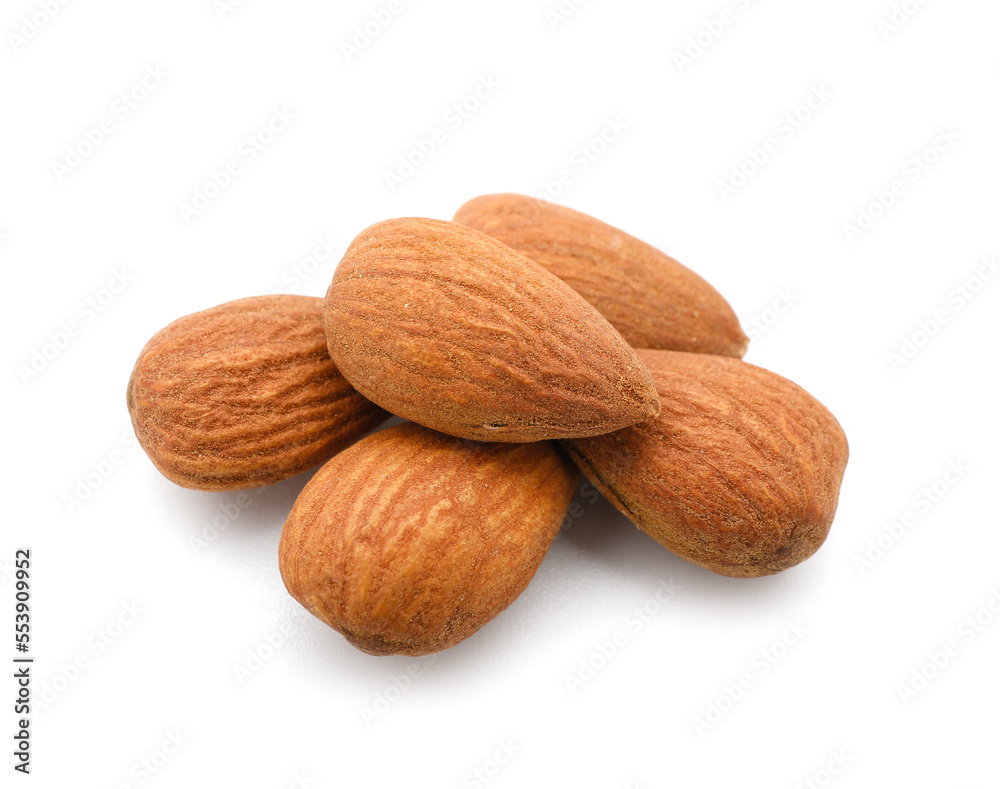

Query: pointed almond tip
633 358 662 421
647 394 662 419
730 328 751 359
629 374 661 423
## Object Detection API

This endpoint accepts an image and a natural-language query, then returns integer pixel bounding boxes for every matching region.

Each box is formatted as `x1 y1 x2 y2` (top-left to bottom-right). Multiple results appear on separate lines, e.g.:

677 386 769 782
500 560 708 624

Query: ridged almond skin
562 350 848 578
323 217 661 443
454 194 749 357
278 422 578 656
127 295 389 491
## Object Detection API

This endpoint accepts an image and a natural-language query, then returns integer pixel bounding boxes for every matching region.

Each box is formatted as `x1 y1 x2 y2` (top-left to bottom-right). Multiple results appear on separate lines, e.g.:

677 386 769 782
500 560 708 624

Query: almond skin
562 350 848 578
127 295 388 491
323 217 661 442
454 194 749 357
278 422 578 656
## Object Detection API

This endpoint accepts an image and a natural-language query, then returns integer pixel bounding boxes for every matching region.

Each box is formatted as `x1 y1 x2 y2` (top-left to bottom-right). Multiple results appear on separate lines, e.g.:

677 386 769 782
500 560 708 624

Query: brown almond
278 422 578 656
454 194 748 357
127 295 388 491
323 217 661 442
562 350 848 577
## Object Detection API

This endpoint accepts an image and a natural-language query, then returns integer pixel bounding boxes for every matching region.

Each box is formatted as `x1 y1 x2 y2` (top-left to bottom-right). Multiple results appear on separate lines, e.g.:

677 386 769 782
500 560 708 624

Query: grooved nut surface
127 295 388 490
323 217 661 442
454 193 748 357
278 422 579 656
562 350 849 577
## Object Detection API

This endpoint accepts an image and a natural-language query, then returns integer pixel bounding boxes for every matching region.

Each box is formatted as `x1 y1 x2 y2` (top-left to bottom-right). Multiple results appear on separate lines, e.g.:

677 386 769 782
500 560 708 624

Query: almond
562 350 848 577
454 194 748 357
127 295 388 491
278 422 578 656
323 217 661 442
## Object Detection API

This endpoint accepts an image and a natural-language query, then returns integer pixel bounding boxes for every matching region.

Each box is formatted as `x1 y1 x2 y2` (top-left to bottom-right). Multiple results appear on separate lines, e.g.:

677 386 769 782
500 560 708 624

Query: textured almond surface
562 350 848 577
127 295 388 491
454 194 749 357
278 422 578 656
324 217 661 442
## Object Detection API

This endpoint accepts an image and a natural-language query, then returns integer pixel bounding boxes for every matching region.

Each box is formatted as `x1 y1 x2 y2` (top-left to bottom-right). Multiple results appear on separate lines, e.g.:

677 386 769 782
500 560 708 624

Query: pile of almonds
128 194 849 657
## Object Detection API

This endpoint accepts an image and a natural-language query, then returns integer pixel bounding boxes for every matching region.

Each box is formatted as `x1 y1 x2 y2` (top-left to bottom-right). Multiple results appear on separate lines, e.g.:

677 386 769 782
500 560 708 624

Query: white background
3 0 1000 787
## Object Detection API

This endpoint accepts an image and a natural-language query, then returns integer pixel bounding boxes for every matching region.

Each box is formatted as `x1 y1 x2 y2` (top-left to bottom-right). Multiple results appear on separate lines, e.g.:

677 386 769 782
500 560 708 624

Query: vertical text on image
13 548 33 775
